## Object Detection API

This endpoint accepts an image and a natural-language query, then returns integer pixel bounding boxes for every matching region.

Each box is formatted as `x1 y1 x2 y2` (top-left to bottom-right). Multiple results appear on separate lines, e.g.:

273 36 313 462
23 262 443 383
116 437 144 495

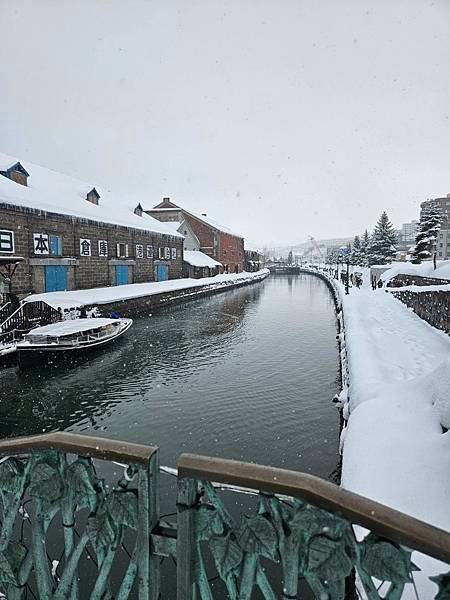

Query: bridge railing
177 453 450 599
0 432 160 599
0 433 449 599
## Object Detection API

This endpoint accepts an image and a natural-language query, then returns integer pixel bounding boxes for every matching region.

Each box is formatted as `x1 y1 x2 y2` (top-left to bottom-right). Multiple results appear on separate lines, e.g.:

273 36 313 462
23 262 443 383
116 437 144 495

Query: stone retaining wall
387 273 449 287
390 288 450 334
92 271 269 317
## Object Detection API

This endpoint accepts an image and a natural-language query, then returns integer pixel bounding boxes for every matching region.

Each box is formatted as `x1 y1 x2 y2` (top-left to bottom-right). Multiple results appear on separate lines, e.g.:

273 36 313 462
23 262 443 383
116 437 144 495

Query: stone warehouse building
0 154 184 296
146 197 245 273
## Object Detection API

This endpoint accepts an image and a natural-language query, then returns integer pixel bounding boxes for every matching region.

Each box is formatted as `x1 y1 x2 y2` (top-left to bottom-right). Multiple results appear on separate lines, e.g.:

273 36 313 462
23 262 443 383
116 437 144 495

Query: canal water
0 273 340 478
0 273 341 597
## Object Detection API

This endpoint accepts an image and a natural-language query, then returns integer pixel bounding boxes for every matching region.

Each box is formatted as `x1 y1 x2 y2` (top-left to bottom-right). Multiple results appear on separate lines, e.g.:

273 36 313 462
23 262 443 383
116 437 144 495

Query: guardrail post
138 448 160 599
176 477 197 599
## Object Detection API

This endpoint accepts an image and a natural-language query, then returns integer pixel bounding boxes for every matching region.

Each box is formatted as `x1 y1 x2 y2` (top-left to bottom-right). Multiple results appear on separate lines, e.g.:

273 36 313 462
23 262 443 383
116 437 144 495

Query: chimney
162 197 171 207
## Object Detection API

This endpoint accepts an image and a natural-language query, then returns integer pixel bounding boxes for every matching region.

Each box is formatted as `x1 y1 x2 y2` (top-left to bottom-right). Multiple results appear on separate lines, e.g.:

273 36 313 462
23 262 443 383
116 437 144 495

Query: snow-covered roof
161 221 182 233
380 260 450 283
25 318 119 337
150 206 242 238
0 152 183 238
0 255 24 264
183 250 222 268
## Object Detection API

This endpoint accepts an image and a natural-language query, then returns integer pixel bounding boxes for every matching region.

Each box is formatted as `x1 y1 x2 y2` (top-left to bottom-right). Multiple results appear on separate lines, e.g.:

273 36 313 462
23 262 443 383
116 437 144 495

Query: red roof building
147 198 245 273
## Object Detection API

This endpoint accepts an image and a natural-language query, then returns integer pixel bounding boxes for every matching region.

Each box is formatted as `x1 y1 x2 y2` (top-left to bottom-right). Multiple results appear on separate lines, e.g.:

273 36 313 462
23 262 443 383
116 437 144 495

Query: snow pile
183 250 222 268
380 260 450 283
338 283 450 595
0 152 183 238
24 269 269 309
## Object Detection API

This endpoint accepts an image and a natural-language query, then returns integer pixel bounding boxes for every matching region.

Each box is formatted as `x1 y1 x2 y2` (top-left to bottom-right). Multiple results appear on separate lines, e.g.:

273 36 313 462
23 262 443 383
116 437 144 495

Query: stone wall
390 288 450 334
90 271 269 317
387 273 450 287
0 204 184 295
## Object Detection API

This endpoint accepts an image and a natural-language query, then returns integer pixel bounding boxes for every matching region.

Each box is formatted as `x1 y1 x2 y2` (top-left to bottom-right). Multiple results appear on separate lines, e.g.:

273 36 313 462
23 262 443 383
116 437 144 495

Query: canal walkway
334 272 450 594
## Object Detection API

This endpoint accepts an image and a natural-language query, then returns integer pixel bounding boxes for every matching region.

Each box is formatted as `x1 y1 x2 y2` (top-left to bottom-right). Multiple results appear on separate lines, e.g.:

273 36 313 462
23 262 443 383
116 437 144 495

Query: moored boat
16 317 132 367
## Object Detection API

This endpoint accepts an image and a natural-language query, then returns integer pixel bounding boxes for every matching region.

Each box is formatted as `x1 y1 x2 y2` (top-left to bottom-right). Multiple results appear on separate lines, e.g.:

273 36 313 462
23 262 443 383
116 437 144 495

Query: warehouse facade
0 156 184 296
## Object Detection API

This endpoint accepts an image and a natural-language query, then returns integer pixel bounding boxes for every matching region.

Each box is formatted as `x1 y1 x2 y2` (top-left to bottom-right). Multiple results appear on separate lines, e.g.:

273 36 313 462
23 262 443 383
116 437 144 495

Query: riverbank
23 269 270 316
306 267 450 596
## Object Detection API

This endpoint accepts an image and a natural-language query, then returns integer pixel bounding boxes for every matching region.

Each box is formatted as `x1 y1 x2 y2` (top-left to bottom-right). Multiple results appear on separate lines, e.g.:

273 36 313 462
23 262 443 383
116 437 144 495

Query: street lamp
345 256 350 295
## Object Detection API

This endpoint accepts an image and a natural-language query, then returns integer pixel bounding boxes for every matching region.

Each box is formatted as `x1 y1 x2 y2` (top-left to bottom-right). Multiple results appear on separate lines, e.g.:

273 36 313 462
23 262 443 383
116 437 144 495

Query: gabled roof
149 203 243 239
87 187 100 199
0 160 30 177
0 152 183 239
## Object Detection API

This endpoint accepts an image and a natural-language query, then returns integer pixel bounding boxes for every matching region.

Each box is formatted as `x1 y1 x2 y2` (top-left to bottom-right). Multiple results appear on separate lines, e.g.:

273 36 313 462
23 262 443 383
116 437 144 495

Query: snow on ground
337 273 450 596
24 269 269 309
380 260 450 283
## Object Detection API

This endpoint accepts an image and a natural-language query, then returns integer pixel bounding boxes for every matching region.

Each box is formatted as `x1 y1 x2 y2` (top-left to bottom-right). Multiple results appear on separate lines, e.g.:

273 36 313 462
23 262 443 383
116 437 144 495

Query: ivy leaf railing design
0 434 449 598
0 432 160 599
176 453 450 599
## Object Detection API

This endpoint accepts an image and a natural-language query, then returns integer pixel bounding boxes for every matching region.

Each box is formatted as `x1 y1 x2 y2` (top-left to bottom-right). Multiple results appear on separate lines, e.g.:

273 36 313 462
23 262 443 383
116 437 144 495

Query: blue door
115 265 129 285
155 264 169 282
45 266 68 292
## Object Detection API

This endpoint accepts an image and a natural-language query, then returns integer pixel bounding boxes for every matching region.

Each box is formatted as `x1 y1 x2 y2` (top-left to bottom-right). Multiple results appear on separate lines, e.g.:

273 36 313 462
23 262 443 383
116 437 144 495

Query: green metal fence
0 432 448 599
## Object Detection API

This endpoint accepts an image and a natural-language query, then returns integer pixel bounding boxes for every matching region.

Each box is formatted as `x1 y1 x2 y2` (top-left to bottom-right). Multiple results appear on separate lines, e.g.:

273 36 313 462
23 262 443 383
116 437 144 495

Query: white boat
16 317 132 367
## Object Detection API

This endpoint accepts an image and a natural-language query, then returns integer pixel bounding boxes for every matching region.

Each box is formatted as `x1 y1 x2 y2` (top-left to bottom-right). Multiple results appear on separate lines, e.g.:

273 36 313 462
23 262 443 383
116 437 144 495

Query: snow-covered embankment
336 277 450 595
24 269 270 310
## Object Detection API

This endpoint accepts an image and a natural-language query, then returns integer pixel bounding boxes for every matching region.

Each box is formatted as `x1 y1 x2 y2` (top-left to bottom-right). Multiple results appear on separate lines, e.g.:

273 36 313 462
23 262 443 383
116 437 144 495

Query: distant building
420 195 450 260
395 220 418 252
399 221 418 243
161 218 222 278
244 249 263 272
0 154 184 295
147 198 245 273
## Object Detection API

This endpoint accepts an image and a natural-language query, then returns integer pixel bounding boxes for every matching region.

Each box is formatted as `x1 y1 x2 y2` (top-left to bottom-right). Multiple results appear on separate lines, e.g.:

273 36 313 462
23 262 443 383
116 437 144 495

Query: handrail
0 303 23 332
178 453 450 564
0 431 158 465
0 300 60 334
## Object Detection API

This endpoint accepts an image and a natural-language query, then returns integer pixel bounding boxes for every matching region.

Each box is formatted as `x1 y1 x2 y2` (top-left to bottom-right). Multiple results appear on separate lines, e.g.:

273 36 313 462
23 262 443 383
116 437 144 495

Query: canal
0 273 341 597
0 273 341 478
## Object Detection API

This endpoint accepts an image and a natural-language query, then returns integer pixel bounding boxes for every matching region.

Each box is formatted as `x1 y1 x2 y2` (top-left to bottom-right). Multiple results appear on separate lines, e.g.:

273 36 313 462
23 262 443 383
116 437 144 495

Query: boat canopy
25 318 119 338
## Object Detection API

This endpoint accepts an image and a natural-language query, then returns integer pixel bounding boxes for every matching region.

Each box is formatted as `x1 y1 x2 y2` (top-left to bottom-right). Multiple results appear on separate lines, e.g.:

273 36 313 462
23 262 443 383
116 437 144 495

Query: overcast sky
1 0 449 247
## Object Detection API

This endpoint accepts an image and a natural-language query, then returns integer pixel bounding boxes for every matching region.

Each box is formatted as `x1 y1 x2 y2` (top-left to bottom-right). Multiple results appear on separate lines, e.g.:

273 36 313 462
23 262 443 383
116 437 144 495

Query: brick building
420 195 450 260
146 198 245 273
0 154 184 296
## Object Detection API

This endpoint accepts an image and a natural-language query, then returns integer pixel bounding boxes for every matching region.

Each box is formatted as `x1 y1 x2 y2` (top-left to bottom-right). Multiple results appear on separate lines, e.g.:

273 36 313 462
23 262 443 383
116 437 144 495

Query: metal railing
0 433 448 599
0 300 60 337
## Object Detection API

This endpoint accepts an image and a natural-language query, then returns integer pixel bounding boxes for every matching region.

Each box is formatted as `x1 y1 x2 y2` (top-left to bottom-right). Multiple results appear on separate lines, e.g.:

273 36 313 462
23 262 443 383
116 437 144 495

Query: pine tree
350 235 362 265
368 211 397 265
359 229 370 266
411 202 442 263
